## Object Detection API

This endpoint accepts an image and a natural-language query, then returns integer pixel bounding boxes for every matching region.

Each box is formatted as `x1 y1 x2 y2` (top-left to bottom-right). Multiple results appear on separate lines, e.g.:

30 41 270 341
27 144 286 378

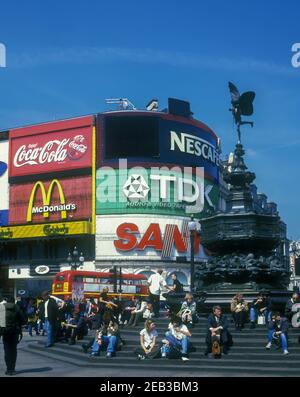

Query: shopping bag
257 315 266 325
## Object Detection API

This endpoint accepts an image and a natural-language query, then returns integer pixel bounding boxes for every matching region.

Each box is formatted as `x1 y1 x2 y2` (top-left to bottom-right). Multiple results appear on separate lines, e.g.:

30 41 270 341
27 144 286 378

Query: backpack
0 302 19 335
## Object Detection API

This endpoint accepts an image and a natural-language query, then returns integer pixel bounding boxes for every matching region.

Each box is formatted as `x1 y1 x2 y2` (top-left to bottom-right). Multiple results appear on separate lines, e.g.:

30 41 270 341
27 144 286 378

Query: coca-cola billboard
9 116 93 178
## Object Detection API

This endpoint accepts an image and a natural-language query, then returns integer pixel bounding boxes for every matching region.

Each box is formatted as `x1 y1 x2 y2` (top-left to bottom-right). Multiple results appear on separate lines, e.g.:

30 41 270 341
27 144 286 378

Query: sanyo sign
170 131 220 166
0 43 6 68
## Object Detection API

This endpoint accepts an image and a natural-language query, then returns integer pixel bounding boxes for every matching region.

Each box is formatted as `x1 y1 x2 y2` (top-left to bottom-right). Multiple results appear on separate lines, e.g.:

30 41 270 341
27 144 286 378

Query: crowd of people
1 270 300 374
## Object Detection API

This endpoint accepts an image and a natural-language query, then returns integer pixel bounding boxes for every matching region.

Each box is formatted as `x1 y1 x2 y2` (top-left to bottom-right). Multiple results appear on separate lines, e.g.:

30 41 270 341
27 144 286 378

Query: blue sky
0 0 299 238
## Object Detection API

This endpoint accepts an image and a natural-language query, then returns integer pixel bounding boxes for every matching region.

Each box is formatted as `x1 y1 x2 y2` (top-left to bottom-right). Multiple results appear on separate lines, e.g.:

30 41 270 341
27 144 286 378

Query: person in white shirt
134 320 159 360
127 297 148 327
163 317 191 360
148 270 167 318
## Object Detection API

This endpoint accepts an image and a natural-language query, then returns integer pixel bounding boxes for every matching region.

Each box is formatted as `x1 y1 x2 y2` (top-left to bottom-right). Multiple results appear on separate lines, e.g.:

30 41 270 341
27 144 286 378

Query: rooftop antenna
105 98 136 111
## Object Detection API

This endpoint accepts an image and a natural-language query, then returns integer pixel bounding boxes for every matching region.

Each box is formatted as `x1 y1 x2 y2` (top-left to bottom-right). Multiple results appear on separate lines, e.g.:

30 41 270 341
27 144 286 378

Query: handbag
257 315 266 325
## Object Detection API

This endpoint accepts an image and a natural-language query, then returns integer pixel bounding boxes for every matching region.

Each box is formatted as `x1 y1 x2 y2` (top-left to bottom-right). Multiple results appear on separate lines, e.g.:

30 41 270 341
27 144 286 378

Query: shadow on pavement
16 367 53 375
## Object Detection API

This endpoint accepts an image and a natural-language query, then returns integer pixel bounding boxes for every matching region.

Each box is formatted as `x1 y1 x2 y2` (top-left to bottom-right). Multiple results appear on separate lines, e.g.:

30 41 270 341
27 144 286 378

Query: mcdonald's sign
9 176 92 225
26 179 76 222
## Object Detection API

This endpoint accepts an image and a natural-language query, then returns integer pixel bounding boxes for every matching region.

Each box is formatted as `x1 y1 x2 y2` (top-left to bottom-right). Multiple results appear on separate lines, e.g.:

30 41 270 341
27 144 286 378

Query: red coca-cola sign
9 117 93 178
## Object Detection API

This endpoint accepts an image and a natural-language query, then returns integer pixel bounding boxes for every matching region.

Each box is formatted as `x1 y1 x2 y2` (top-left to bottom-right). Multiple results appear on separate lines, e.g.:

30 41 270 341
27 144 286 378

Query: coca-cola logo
13 135 88 168
67 135 87 160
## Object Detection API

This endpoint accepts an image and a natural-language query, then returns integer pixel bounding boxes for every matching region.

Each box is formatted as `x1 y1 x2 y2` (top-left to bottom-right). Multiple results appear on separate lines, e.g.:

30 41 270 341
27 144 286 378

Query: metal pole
119 267 122 293
190 232 195 292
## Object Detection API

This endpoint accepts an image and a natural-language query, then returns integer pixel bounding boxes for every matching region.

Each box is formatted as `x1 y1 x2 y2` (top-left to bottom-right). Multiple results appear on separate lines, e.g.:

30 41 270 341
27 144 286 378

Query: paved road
0 332 272 378
0 333 258 378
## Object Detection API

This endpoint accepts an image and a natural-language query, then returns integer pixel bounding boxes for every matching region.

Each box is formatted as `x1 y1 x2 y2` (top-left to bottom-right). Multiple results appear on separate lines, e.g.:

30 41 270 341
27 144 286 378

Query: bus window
74 276 83 283
84 277 95 283
100 278 109 284
56 275 65 281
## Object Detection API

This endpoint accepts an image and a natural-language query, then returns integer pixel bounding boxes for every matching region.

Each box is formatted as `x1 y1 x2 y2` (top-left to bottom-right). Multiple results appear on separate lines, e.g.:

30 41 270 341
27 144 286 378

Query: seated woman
120 296 139 325
163 317 191 361
230 293 249 331
127 297 148 327
142 303 155 321
177 293 198 327
90 319 119 358
249 293 271 328
134 319 160 360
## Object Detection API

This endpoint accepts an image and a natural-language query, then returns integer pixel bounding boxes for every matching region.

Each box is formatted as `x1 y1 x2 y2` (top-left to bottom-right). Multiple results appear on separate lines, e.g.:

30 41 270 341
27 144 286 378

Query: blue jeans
165 332 189 354
28 322 38 336
250 308 271 323
45 320 54 346
268 330 288 351
92 335 117 354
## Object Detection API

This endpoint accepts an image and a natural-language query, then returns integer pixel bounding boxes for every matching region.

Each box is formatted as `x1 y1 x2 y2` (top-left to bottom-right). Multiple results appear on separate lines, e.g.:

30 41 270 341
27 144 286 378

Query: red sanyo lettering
114 223 139 251
114 222 200 253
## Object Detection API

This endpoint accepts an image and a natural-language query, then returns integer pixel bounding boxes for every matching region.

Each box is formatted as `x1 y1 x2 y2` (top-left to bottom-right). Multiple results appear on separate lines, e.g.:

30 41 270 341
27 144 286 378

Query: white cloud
8 46 300 77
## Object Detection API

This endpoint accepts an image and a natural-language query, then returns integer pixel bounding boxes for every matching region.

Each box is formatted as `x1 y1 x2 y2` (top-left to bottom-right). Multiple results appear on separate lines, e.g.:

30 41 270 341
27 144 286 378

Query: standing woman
134 319 160 360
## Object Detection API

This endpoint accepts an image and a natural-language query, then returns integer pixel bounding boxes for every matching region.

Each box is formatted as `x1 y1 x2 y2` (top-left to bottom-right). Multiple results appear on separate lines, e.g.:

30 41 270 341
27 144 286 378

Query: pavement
0 333 228 378
1 312 300 379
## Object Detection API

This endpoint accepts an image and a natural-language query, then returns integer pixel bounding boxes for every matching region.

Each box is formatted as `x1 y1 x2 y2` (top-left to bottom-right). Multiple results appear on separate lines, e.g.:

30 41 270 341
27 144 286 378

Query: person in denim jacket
266 312 289 355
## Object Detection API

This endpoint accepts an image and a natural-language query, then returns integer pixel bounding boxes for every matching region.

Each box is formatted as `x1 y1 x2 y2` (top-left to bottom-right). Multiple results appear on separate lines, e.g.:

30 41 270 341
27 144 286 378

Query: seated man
90 320 119 358
249 293 271 328
64 312 88 345
163 317 191 361
205 305 232 357
266 312 289 355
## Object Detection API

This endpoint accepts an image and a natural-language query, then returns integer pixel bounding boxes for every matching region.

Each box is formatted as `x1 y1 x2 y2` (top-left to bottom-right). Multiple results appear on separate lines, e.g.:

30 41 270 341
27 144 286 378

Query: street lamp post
188 215 197 292
67 246 84 270
290 241 300 290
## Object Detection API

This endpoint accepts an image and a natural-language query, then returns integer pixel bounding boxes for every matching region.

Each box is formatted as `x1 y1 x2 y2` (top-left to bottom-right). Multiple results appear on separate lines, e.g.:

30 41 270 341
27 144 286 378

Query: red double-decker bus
52 270 148 302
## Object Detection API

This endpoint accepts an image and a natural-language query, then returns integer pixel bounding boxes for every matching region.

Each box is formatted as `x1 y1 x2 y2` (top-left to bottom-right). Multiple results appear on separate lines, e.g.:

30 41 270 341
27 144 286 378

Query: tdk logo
0 161 7 177
170 131 220 165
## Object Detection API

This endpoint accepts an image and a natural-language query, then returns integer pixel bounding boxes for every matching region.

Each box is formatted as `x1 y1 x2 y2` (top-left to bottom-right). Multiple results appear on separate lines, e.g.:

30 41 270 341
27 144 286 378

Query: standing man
0 296 25 376
41 291 59 348
148 269 167 318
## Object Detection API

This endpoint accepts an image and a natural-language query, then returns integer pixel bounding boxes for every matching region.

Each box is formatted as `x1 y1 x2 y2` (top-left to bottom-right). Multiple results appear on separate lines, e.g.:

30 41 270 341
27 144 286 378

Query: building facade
0 99 222 296
0 98 288 297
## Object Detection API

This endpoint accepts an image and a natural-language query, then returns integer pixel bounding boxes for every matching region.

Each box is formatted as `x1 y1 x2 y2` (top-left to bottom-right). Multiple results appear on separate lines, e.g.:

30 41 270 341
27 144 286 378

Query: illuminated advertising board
9 116 93 178
96 166 218 217
0 140 9 225
9 175 92 225
97 112 220 183
96 215 207 261
0 221 92 240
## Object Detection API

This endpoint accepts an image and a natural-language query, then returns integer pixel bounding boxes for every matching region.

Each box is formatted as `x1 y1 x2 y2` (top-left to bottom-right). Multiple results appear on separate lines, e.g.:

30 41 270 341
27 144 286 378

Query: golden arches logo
26 179 66 222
